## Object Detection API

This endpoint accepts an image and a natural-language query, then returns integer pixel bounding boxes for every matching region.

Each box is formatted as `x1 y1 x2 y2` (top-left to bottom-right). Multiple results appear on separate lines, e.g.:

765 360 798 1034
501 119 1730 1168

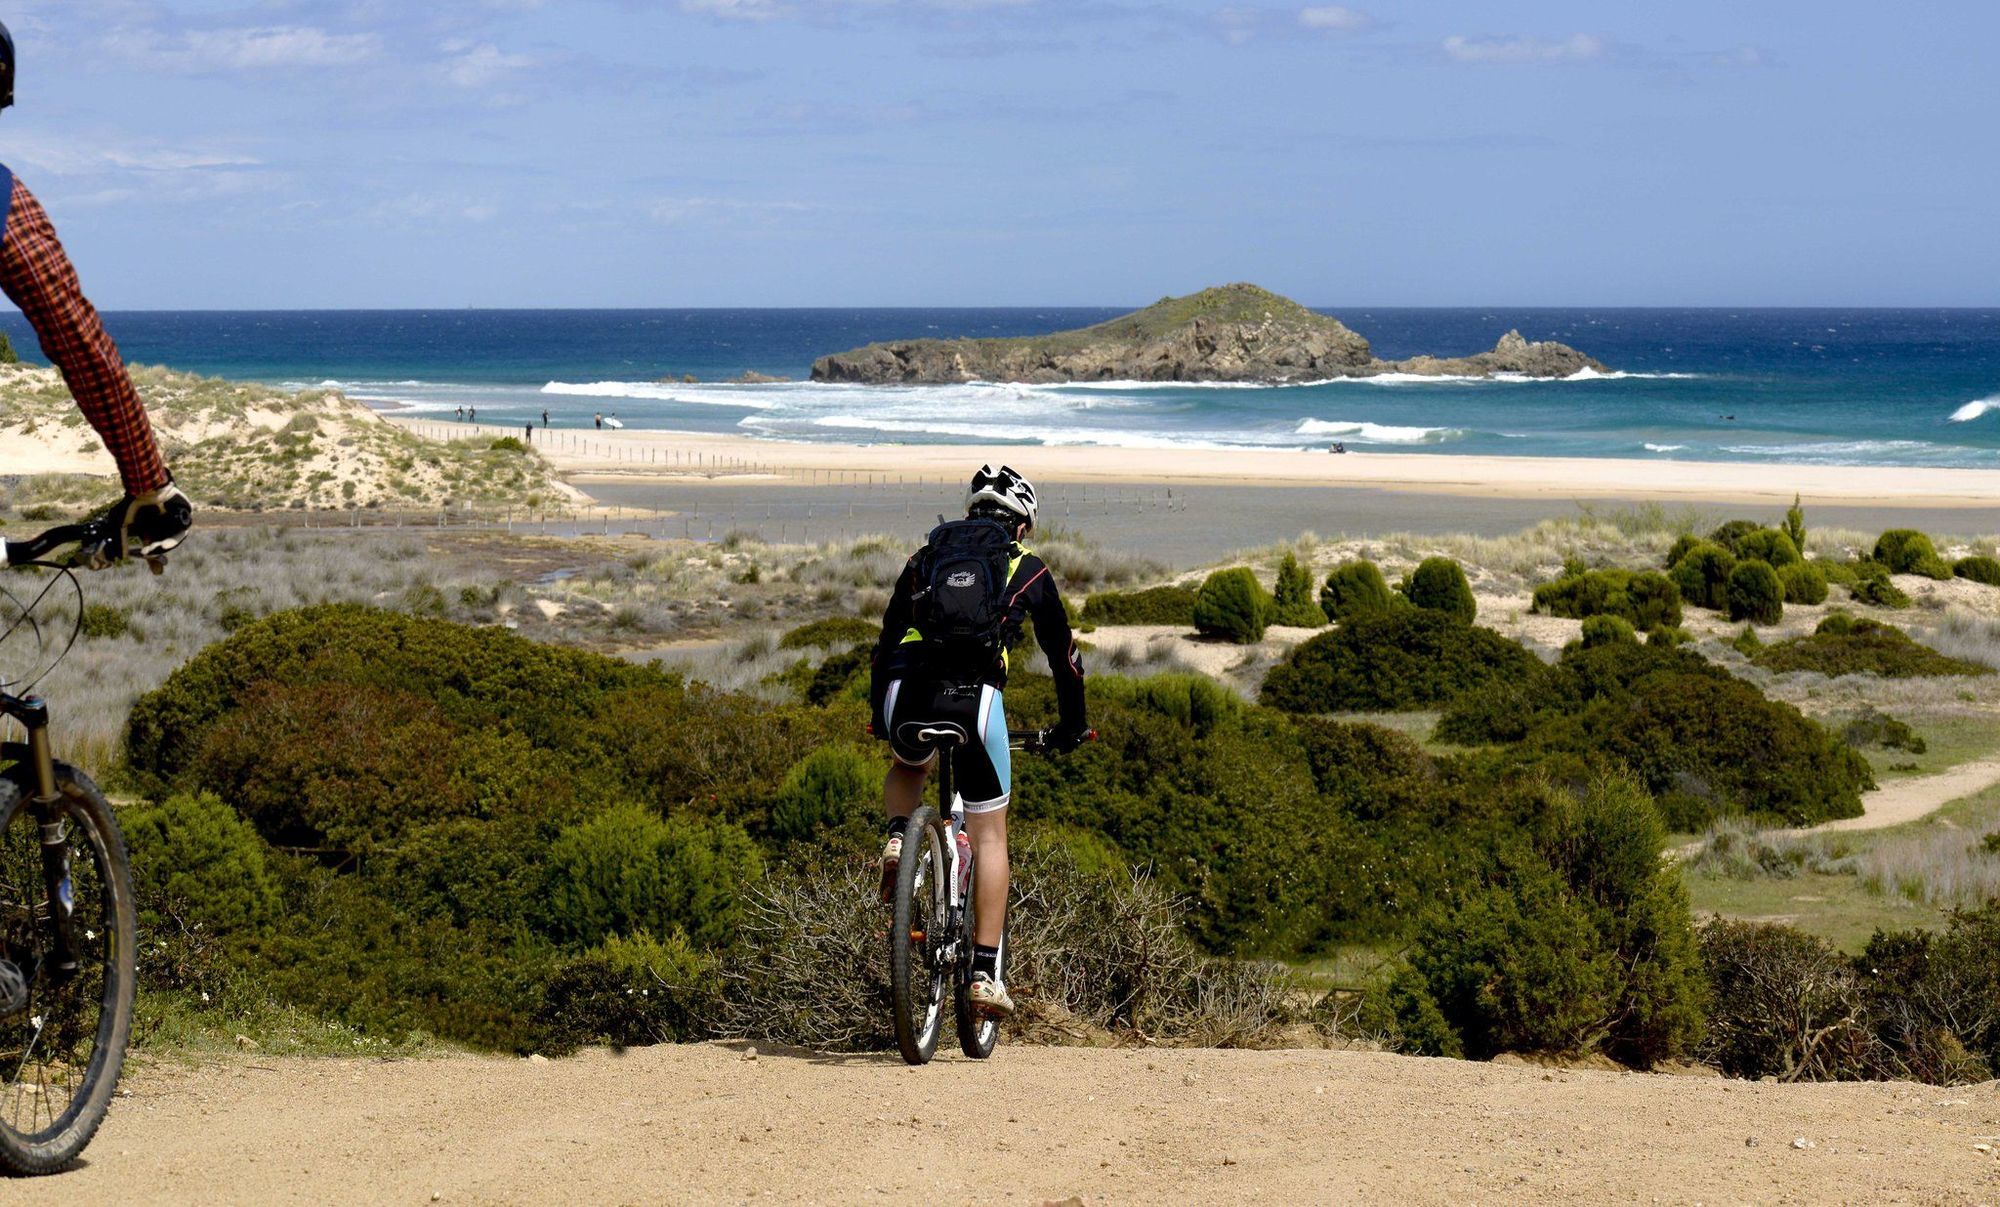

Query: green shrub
1318 559 1397 623
1730 625 1762 656
769 745 879 843
1647 625 1691 647
1819 560 1862 587
1698 919 1873 1080
1193 567 1270 644
1953 555 2000 586
1735 528 1801 567
1753 617 1989 678
1262 608 1542 713
778 616 877 650
1402 557 1476 623
1269 552 1328 627
545 804 762 951
1911 554 1954 581
534 930 721 1053
805 647 870 707
1579 615 1636 648
1783 495 1807 560
126 791 281 936
1706 519 1761 555
1850 574 1911 608
1873 529 1938 573
1663 534 1701 569
1726 559 1784 624
1839 708 1927 754
80 603 131 639
1081 584 1199 626
1390 776 1704 1065
1531 568 1682 629
1091 673 1243 736
489 436 529 453
1777 561 1828 605
1668 541 1735 611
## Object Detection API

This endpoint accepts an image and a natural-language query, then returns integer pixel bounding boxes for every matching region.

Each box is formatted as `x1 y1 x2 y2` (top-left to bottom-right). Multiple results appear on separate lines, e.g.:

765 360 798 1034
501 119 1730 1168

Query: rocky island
810 283 1607 384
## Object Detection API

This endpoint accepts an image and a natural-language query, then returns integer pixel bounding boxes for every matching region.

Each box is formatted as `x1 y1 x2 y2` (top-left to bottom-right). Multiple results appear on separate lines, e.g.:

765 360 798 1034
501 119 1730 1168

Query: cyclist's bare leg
965 806 1008 947
883 759 928 821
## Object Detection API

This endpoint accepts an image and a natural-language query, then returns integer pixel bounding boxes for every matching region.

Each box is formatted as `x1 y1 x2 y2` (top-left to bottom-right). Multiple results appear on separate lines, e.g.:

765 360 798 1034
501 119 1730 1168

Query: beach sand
390 417 2000 565
392 417 2000 506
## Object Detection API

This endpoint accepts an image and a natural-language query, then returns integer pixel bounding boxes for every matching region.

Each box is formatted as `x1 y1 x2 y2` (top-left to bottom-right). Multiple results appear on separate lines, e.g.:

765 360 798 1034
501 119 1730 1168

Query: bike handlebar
1008 727 1098 754
2 517 162 574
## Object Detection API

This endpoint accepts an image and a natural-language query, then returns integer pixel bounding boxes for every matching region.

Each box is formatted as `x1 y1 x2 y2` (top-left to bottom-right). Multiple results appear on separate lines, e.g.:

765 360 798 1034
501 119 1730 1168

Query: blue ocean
7 308 2000 467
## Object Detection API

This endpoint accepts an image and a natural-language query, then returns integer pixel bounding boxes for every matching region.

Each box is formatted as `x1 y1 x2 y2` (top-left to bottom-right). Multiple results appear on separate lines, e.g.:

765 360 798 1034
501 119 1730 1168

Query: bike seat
896 720 969 750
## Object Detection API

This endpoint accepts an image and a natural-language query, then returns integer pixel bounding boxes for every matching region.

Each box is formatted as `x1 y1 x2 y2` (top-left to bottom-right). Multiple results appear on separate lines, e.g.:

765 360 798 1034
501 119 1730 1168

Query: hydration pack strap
0 164 13 250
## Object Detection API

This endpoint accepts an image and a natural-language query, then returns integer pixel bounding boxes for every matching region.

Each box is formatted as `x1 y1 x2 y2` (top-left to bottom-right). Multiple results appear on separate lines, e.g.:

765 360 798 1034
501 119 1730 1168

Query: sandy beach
390 416 2000 507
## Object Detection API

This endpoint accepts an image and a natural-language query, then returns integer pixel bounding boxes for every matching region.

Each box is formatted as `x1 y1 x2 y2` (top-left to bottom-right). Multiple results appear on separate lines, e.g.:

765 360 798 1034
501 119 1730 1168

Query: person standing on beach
0 21 191 563
524 422 533 442
456 405 464 421
594 412 603 430
542 407 549 426
468 405 476 423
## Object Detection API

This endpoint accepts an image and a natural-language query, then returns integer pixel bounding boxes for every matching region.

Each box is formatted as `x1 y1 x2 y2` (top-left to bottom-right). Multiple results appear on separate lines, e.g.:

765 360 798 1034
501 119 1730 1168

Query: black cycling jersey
870 541 1086 734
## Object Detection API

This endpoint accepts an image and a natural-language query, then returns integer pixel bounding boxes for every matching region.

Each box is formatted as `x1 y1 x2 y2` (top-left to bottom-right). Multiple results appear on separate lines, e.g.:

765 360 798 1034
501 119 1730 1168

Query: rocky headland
809 283 1607 384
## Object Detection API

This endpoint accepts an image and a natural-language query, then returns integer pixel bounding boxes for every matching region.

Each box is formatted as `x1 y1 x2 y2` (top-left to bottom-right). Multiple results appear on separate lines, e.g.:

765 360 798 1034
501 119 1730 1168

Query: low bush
1736 528 1802 567
1269 552 1328 627
126 791 282 937
777 616 878 650
1319 559 1397 623
544 803 763 950
1081 584 1199 626
1193 568 1270 643
1726 559 1784 624
1873 529 1938 574
1850 573 1912 609
534 931 722 1053
768 745 879 843
1262 608 1542 714
1383 775 1706 1066
489 436 529 453
1839 708 1927 754
1778 561 1828 605
1698 919 1874 1081
80 603 131 640
1579 615 1637 648
1668 541 1735 611
1402 557 1476 623
1530 568 1683 630
1753 616 1990 678
1954 555 2000 586
1706 519 1762 556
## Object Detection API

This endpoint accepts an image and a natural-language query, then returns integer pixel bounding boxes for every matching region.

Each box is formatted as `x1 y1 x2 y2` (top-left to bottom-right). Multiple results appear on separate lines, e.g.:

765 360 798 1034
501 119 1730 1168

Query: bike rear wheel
888 805 948 1066
0 763 136 1175
953 908 1003 1060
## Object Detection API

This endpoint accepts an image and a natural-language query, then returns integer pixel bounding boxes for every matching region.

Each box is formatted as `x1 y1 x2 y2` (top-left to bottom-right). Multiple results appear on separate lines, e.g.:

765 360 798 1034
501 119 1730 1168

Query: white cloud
646 196 811 224
181 26 380 69
6 133 261 177
1442 33 1604 66
103 25 380 71
1298 6 1371 33
681 0 787 20
441 41 535 88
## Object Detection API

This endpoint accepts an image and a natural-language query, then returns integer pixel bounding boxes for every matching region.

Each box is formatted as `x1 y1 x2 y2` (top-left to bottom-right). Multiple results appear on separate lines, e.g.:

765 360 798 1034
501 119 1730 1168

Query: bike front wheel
888 805 949 1066
0 762 137 1175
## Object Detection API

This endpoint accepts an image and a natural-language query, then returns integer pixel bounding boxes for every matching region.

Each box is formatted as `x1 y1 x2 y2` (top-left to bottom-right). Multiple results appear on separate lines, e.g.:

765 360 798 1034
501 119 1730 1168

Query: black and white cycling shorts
883 677 1011 813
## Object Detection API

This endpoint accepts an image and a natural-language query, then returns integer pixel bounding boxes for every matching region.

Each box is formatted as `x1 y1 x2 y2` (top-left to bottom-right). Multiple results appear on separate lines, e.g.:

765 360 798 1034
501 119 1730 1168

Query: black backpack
910 518 1015 656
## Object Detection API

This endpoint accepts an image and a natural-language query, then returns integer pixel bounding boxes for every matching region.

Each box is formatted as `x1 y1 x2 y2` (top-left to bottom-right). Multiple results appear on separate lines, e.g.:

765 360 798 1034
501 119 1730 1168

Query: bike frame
0 691 79 982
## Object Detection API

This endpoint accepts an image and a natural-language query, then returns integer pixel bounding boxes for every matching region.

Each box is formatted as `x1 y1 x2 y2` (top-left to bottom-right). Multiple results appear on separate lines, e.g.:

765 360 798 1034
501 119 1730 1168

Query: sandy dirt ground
14 1043 2000 1204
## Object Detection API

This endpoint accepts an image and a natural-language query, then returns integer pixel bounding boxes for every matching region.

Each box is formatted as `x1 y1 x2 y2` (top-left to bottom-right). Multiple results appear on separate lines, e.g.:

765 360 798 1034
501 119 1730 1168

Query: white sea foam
1644 443 1688 453
743 414 1299 452
1295 418 1463 445
1949 396 1999 422
541 380 779 409
1565 368 1703 381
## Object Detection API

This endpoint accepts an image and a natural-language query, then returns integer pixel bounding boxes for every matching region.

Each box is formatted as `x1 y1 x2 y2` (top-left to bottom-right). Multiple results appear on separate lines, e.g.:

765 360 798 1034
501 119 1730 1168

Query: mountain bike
886 725 1091 1067
0 519 158 1175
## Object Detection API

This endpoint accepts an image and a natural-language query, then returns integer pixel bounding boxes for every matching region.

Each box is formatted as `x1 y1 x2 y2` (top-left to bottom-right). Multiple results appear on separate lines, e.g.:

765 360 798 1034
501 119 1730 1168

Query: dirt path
15 1044 2000 1204
1672 756 2000 861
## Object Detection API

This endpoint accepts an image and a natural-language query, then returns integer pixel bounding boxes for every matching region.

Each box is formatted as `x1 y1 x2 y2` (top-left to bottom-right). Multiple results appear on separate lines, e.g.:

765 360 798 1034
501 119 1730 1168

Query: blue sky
3 0 1996 308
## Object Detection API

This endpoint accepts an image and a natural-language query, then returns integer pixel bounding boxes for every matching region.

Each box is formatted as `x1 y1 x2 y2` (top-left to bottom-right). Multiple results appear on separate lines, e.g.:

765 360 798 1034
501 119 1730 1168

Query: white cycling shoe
878 832 902 903
967 973 1015 1018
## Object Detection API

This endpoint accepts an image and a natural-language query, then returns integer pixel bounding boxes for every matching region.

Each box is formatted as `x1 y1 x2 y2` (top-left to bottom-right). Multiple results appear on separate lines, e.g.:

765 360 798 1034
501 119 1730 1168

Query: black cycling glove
98 481 193 566
1046 721 1091 754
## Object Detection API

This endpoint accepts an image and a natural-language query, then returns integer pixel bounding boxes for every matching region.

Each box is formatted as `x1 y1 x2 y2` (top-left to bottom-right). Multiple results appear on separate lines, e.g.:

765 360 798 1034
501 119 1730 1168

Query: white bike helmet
966 463 1038 530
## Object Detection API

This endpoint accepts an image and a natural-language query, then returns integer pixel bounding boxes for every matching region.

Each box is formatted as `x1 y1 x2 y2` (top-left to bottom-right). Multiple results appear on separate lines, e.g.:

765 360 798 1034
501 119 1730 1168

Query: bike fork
18 700 79 984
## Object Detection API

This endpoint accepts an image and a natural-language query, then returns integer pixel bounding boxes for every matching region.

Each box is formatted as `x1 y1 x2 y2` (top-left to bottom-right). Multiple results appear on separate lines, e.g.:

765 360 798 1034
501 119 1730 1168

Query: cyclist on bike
871 464 1088 1018
0 21 192 563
